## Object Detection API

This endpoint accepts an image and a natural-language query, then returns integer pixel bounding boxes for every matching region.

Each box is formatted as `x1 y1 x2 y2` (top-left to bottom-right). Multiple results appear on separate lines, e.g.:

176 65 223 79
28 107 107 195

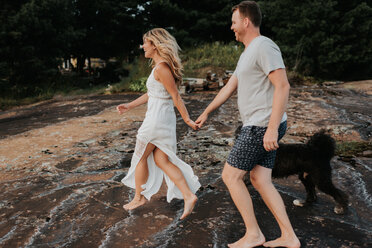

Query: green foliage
145 0 240 46
0 0 146 98
113 42 243 92
70 0 147 72
259 0 372 80
336 141 372 157
128 77 147 92
123 56 153 83
182 42 243 77
1 0 371 107
108 55 151 93
0 0 77 98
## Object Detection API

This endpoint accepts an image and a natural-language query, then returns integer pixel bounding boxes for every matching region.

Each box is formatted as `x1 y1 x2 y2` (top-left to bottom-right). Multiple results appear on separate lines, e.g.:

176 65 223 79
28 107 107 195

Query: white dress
121 66 201 202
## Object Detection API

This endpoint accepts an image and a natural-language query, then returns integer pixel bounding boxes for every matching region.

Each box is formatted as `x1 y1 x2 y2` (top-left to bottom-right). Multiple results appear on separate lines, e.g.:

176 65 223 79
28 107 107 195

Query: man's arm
263 68 290 151
195 75 238 127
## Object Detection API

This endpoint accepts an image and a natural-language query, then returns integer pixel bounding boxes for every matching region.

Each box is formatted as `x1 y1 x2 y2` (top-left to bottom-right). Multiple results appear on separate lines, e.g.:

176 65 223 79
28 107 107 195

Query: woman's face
142 39 156 58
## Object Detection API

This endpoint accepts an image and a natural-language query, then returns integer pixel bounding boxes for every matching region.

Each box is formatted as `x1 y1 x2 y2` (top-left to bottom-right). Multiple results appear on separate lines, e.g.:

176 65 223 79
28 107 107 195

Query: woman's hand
185 119 199 131
116 103 131 114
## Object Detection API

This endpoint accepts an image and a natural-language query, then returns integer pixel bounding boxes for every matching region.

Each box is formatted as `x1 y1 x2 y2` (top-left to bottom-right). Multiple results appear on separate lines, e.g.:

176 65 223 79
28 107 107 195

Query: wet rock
1 82 371 247
118 156 131 168
362 150 372 157
206 184 216 190
74 142 89 148
41 149 53 154
154 214 170 220
211 138 229 146
323 81 342 86
55 158 83 171
98 140 108 147
338 155 356 164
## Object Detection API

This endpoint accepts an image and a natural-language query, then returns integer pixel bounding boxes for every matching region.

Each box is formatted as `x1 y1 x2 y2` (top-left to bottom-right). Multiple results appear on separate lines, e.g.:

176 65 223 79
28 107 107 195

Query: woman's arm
117 93 149 114
155 63 198 130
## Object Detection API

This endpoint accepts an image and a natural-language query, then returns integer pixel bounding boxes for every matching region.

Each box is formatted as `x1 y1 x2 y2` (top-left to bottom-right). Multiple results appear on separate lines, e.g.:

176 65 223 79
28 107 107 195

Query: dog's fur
273 130 348 214
235 127 349 214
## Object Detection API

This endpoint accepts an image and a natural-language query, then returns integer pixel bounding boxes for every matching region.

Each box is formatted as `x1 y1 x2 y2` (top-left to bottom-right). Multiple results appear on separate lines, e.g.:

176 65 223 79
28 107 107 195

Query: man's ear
244 17 250 27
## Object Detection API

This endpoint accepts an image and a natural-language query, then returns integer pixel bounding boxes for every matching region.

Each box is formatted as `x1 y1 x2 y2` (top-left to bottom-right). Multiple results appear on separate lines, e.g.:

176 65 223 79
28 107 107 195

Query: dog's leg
316 174 349 214
294 173 317 207
303 173 317 204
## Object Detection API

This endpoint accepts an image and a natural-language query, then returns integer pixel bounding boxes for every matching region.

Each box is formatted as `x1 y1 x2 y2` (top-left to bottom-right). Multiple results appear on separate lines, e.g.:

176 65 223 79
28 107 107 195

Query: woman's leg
153 148 197 219
123 143 156 210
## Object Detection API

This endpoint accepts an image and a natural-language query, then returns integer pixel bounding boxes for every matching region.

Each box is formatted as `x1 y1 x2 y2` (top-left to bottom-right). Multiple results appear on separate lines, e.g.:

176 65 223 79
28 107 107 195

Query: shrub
128 77 147 92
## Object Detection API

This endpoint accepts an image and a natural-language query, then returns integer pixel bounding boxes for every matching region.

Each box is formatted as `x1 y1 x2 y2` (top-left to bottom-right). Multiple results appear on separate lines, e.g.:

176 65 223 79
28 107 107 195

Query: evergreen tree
70 0 147 74
0 0 76 97
260 0 372 80
144 0 240 46
1 0 371 96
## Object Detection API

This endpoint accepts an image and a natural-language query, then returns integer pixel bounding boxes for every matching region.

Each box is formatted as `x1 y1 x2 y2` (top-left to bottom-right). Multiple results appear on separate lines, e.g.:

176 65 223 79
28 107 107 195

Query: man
195 1 300 248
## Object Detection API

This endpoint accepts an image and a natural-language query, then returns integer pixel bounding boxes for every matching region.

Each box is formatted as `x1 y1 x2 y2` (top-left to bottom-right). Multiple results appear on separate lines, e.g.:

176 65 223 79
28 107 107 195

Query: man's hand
263 128 279 151
195 113 209 128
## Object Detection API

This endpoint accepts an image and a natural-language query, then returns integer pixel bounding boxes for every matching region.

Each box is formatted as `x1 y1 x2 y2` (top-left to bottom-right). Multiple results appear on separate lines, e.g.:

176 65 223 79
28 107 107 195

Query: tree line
0 0 371 98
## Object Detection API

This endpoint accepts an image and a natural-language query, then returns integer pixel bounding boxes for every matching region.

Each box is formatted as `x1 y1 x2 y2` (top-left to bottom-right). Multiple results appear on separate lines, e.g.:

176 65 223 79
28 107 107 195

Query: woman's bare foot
180 194 198 220
228 231 265 248
263 236 300 248
123 196 147 210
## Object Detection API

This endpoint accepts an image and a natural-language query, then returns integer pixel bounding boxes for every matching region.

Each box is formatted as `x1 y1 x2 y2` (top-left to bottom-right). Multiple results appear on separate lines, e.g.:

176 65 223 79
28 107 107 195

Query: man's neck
242 29 261 48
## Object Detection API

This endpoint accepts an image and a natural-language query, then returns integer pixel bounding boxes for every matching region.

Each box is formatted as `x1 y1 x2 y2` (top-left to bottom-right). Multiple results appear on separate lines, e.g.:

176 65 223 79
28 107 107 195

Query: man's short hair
232 1 262 27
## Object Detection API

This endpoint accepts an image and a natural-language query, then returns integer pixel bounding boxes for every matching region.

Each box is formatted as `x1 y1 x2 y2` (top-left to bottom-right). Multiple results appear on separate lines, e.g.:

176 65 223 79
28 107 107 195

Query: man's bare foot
228 231 265 248
180 194 198 220
123 196 147 210
263 236 300 248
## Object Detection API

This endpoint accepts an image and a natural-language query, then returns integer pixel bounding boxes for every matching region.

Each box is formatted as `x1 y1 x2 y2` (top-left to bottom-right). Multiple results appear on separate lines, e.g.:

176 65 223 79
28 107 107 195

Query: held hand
116 103 130 114
185 119 199 131
263 128 279 152
195 113 208 128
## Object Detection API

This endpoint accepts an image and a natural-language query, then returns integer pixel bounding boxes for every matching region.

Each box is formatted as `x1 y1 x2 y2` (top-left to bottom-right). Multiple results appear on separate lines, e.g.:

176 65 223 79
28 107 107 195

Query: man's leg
250 165 300 248
222 162 265 248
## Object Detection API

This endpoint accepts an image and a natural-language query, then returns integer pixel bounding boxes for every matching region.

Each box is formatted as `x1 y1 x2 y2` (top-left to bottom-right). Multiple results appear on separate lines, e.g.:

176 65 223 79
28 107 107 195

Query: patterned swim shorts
227 121 287 171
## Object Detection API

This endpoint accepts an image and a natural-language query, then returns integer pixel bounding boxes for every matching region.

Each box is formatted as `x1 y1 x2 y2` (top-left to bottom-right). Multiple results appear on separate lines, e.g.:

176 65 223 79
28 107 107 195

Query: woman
117 28 201 220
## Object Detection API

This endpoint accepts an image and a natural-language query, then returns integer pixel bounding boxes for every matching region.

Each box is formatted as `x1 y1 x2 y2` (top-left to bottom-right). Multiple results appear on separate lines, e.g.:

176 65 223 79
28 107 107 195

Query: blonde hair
143 28 183 83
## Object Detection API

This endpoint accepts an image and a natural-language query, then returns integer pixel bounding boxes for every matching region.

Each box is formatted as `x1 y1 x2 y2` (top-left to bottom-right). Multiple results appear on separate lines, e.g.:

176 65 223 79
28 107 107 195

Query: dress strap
154 61 167 69
152 61 168 79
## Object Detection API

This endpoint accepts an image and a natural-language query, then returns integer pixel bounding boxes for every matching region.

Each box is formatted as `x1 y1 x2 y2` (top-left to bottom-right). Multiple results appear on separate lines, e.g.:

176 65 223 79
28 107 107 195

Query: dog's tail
307 130 336 160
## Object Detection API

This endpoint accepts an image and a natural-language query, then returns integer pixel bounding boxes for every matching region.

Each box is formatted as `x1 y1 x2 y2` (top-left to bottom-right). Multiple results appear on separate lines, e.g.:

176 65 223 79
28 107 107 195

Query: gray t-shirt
233 36 287 127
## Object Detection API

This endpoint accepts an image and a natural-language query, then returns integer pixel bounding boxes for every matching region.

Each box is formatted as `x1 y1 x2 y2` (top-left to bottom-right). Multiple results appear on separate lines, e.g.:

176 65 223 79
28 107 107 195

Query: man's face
231 10 246 42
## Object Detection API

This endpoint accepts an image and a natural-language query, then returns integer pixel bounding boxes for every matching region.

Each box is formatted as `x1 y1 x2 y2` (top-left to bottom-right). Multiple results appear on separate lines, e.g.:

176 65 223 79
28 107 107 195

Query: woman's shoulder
155 61 171 72
154 62 172 80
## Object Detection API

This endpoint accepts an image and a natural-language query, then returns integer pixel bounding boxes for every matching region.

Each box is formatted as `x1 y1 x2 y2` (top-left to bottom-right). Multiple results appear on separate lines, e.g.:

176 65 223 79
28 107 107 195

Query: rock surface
0 82 371 247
